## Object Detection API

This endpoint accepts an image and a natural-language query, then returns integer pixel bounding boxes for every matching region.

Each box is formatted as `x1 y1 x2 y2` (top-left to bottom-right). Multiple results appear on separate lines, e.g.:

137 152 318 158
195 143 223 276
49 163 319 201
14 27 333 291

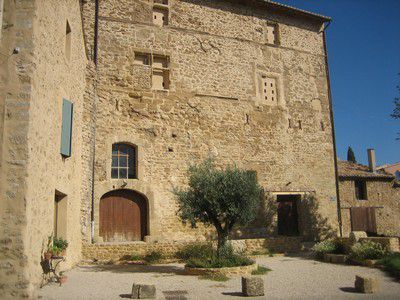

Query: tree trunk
217 230 228 257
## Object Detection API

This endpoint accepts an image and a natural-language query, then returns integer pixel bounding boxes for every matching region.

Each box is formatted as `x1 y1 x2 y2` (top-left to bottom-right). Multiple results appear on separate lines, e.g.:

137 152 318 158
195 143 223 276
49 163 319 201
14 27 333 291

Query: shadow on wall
300 194 336 241
231 190 277 239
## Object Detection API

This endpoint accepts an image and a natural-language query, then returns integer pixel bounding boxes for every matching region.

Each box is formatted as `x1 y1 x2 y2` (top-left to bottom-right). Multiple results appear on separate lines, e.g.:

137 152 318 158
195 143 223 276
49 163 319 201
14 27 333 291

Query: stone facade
0 0 340 298
338 161 400 237
0 0 87 298
80 0 339 245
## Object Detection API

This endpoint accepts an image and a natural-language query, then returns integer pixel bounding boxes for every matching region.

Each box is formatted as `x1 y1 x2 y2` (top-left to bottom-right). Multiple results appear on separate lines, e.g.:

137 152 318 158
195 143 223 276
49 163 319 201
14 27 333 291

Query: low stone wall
185 263 258 276
82 237 303 261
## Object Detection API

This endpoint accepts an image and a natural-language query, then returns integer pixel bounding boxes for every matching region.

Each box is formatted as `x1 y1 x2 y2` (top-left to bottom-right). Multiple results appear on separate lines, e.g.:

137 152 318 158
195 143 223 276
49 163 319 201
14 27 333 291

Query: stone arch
99 189 148 242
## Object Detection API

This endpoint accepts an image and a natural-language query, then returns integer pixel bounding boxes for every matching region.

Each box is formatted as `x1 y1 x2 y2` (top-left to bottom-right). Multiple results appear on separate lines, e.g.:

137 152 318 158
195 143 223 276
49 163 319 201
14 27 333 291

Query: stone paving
38 256 400 299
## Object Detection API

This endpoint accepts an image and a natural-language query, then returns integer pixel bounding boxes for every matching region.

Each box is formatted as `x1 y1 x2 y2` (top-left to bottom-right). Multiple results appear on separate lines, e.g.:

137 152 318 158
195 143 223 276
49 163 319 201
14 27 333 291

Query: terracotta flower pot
58 275 67 285
60 249 66 257
44 252 52 260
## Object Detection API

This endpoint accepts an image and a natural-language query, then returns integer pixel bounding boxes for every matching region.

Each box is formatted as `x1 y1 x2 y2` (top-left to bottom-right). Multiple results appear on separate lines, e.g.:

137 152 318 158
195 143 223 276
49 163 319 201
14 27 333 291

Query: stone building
0 0 340 298
338 150 400 237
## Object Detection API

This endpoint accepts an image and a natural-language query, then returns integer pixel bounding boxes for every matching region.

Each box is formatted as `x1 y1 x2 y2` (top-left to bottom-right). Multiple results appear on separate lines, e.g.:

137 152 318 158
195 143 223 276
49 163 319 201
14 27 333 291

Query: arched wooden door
100 190 148 242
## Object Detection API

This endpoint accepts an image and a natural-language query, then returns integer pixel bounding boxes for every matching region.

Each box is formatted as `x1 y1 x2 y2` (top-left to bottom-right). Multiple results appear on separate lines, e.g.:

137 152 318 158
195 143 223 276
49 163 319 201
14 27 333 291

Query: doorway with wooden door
277 195 300 236
350 207 377 236
99 189 148 242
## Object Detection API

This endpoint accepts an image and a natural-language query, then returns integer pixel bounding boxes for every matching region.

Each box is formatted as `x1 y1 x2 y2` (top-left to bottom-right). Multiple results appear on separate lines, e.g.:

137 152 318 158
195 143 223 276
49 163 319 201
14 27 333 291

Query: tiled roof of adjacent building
338 160 394 180
263 0 331 22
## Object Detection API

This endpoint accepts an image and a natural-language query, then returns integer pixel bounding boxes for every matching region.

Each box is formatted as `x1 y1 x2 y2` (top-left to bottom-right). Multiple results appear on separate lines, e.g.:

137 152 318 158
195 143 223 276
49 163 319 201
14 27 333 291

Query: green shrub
349 240 388 261
251 265 271 275
312 239 337 259
176 243 213 261
144 251 164 264
378 253 400 279
186 245 253 268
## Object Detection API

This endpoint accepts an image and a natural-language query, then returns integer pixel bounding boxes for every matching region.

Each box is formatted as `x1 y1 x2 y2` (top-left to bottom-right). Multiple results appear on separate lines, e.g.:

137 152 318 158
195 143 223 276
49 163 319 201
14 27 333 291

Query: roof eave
264 0 331 23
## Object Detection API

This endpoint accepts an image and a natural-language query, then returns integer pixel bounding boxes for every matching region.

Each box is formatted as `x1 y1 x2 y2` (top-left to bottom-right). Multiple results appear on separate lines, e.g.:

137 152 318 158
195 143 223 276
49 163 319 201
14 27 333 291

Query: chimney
367 149 376 173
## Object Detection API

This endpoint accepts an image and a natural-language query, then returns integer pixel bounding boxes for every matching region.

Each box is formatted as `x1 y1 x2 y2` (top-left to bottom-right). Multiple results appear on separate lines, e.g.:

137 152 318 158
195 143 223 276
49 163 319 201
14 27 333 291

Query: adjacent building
338 150 400 237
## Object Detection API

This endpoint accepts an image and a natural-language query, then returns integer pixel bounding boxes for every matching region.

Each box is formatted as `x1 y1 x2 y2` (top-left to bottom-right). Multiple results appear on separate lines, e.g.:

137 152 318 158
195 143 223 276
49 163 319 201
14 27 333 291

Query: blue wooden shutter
60 99 73 157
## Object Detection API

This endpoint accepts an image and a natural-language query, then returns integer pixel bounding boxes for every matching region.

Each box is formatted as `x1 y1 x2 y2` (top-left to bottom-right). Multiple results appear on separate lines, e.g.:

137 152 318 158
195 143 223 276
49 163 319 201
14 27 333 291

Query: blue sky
275 0 400 166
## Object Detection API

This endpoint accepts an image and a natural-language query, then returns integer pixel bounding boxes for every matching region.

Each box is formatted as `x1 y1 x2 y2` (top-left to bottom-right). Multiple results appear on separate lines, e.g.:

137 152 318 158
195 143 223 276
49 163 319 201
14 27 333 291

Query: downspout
322 21 343 237
90 0 100 243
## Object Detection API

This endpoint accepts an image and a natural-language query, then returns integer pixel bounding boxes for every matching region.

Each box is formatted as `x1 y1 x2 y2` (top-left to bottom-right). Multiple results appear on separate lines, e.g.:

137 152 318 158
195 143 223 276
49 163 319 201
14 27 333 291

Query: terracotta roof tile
338 160 394 180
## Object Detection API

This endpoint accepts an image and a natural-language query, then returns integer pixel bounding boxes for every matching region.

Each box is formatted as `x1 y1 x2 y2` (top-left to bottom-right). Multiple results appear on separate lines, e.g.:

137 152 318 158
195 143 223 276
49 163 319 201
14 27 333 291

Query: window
65 20 71 61
153 7 168 26
111 143 137 179
355 180 367 200
134 52 170 90
266 24 277 45
260 75 277 103
60 99 73 157
54 191 67 239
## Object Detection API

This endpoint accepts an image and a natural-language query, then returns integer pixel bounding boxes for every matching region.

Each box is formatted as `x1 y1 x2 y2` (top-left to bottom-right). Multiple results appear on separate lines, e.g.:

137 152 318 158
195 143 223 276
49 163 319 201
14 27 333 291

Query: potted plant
53 237 68 257
44 235 53 260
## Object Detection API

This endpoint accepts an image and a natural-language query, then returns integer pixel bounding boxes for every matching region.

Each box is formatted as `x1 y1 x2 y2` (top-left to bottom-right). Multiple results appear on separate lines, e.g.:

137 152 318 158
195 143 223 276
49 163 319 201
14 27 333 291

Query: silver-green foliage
173 159 262 250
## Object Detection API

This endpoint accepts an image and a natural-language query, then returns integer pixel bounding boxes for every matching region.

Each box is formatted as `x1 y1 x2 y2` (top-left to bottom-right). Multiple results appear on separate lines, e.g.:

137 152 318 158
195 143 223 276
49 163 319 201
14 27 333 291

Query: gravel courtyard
38 256 400 300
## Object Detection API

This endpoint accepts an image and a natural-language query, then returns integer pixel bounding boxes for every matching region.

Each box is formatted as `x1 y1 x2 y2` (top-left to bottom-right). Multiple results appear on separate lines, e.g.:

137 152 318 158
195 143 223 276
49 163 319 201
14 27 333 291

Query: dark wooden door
350 207 377 235
100 190 147 242
277 196 299 236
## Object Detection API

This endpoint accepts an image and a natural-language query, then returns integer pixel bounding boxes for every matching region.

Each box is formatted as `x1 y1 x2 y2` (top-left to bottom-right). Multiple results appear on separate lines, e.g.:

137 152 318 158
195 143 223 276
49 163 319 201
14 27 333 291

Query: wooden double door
350 207 377 236
100 189 148 242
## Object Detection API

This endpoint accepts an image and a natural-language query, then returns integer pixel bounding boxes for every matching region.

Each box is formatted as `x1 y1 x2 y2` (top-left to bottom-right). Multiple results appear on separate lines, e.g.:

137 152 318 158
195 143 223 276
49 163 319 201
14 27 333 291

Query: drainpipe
90 0 100 243
322 21 343 237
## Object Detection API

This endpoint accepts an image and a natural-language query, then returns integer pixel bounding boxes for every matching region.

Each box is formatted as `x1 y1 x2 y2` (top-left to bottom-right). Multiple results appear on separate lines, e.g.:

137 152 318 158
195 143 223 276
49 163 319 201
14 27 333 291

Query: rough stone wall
0 1 35 298
339 179 400 237
80 0 339 244
0 0 88 298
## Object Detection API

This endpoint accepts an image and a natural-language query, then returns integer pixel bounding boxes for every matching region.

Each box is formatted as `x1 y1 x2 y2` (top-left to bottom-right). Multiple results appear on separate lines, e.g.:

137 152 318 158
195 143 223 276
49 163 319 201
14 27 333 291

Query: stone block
349 231 367 244
242 276 264 297
131 283 156 299
354 275 379 294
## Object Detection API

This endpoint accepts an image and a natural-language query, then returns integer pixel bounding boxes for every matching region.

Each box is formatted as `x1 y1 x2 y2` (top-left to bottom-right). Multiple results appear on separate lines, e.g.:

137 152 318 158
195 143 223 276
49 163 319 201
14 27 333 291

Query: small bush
378 253 400 279
251 265 271 275
349 240 388 261
176 243 213 261
312 239 337 259
144 251 164 264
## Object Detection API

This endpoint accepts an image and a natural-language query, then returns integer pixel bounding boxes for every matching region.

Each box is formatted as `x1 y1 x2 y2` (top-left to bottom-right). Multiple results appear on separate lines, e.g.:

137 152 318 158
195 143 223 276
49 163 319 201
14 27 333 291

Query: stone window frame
255 71 285 107
106 136 145 182
111 143 138 180
133 51 171 91
152 0 170 27
266 22 280 46
354 180 368 200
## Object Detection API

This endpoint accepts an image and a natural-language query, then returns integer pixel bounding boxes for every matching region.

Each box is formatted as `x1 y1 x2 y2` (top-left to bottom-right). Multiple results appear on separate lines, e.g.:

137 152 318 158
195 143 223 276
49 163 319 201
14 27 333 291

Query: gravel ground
38 255 400 300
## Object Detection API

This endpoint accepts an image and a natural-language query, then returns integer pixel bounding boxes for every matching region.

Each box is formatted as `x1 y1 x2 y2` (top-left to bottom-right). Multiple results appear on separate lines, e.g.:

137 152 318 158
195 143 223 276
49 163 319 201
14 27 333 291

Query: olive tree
173 159 262 252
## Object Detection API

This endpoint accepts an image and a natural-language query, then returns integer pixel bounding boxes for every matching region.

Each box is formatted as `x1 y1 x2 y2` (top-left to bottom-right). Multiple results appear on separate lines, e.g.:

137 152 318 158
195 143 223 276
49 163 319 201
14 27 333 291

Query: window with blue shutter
60 99 73 157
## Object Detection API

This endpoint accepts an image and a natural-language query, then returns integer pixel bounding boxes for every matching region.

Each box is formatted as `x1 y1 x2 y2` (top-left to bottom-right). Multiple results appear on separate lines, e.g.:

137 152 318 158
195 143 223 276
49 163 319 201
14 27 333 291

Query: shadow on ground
339 287 360 294
78 264 186 275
